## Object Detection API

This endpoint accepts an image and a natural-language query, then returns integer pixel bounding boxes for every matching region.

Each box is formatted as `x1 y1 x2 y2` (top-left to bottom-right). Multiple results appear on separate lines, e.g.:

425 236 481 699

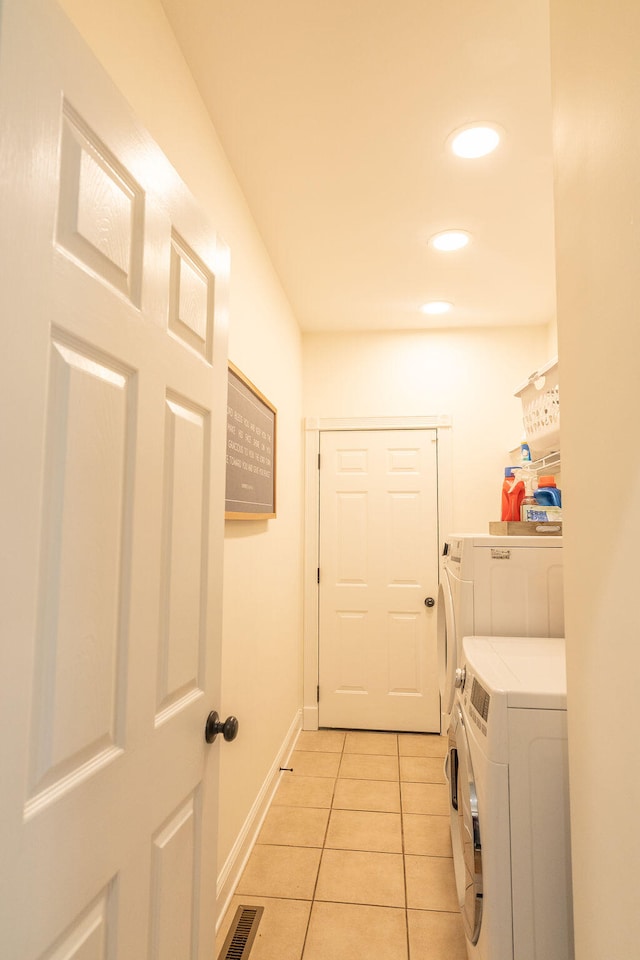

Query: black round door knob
424 597 435 607
205 711 239 744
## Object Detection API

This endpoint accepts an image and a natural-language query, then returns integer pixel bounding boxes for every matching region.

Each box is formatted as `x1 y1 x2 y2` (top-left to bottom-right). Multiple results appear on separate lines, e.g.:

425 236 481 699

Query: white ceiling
160 0 556 333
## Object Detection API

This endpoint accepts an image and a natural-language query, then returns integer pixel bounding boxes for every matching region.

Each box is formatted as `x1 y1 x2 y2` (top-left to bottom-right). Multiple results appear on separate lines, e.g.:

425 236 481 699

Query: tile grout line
399 738 412 960
296 729 347 960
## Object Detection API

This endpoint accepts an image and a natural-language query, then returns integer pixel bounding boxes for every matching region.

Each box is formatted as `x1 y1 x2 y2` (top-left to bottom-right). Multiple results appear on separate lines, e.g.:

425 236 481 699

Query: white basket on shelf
514 357 560 460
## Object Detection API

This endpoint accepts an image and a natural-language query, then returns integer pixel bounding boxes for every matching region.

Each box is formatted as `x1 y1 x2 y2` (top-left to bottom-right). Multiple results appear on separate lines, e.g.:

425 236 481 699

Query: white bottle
519 464 538 521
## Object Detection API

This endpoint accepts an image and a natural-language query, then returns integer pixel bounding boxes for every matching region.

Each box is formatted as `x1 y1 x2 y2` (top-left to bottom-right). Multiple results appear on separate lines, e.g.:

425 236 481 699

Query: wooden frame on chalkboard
225 362 277 520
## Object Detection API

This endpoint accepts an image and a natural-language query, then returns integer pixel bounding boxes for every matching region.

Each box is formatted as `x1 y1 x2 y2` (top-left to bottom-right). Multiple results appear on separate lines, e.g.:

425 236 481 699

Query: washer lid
446 532 563 551
462 636 567 710
444 532 562 579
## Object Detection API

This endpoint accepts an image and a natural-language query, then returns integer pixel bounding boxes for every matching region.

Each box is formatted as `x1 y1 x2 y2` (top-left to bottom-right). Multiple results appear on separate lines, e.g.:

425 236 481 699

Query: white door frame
303 415 453 731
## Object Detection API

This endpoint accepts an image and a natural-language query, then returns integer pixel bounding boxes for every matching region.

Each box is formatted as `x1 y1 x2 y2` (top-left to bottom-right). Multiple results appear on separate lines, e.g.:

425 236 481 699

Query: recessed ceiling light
450 123 501 159
430 230 471 251
421 300 453 315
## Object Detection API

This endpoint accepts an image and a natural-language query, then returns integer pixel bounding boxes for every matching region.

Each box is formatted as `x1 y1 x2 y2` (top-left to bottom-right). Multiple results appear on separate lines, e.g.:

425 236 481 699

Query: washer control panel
471 677 491 722
461 668 490 737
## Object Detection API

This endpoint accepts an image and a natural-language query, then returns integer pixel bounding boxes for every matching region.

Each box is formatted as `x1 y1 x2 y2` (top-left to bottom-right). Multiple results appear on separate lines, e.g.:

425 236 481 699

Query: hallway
216 729 466 960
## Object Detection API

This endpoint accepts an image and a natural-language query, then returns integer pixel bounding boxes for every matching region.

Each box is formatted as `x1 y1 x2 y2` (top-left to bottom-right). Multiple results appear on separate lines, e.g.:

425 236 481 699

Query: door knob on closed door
205 711 239 744
424 597 435 607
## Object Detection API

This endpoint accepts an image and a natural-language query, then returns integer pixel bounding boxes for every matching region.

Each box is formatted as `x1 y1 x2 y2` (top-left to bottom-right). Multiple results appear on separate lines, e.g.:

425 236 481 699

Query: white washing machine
446 635 573 960
437 534 564 730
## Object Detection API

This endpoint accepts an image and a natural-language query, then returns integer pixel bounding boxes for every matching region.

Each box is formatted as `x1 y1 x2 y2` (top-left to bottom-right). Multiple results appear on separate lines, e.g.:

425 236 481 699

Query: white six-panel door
0 1 229 957
318 430 440 732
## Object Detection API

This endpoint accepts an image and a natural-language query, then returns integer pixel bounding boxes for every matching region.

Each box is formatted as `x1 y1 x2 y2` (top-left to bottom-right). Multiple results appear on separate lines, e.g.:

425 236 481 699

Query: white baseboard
216 708 302 928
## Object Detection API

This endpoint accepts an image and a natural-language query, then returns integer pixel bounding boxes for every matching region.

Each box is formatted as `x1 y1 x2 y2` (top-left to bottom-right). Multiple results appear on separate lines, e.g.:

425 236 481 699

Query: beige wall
547 313 559 358
549 2 640 956
56 0 305 880
303 327 551 532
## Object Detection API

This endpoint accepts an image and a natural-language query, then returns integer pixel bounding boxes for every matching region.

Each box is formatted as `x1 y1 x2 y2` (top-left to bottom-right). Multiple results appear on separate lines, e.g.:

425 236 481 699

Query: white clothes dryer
437 534 564 731
446 635 573 960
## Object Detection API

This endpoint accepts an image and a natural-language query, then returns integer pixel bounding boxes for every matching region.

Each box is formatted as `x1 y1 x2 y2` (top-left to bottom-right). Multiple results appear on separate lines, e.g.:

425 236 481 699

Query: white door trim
303 416 453 731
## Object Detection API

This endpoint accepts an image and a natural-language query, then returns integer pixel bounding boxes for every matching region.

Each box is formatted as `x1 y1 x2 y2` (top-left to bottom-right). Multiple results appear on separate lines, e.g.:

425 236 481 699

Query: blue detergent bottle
534 475 562 507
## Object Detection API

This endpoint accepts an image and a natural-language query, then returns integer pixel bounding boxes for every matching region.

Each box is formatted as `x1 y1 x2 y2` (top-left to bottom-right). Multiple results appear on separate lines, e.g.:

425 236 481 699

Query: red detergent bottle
501 467 524 521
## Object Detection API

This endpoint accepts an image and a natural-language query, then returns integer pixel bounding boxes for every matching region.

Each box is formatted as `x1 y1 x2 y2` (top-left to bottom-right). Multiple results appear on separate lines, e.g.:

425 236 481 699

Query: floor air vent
217 905 264 960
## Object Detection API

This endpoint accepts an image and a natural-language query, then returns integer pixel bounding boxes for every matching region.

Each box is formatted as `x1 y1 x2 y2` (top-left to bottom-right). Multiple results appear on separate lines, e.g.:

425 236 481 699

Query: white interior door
0 2 229 957
318 430 440 732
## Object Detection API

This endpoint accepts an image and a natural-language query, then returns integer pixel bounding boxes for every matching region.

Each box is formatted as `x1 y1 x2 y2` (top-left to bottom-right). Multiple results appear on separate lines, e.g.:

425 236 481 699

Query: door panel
0 2 229 957
150 791 202 960
336 492 368 581
158 394 209 716
57 99 145 304
169 231 215 362
318 430 440 731
334 611 368 692
28 335 132 811
387 611 423 694
44 885 117 960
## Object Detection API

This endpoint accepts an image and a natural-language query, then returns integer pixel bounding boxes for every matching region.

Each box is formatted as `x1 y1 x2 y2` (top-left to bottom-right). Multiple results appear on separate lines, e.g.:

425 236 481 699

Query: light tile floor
216 729 467 960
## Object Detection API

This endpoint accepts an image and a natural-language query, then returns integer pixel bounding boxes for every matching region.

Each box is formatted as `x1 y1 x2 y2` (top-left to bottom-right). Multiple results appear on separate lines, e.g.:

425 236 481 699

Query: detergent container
519 463 538 521
534 476 562 507
501 467 524 521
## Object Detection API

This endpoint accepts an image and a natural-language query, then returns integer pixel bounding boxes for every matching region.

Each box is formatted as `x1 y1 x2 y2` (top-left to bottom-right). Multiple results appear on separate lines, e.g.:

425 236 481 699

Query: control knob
454 666 466 690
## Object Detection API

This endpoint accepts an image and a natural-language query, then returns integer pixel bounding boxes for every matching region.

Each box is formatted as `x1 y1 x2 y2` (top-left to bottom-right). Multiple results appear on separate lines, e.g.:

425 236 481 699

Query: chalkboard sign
225 363 276 520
